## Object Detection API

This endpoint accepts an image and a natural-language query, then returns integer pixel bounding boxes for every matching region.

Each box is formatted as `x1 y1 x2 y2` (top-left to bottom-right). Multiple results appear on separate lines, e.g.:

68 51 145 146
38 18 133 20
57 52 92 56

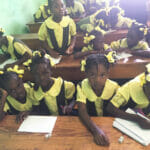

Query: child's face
34 63 52 88
127 30 139 48
51 0 65 18
6 76 26 100
108 12 118 27
93 35 104 50
87 64 108 92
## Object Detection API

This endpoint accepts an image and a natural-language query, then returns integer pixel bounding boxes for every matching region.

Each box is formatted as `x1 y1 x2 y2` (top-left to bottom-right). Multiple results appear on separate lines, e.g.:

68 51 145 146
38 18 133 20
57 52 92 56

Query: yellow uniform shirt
4 83 33 113
77 78 119 116
34 4 51 21
30 77 75 115
38 16 76 53
111 74 150 116
111 38 149 51
66 1 85 18
1 36 32 60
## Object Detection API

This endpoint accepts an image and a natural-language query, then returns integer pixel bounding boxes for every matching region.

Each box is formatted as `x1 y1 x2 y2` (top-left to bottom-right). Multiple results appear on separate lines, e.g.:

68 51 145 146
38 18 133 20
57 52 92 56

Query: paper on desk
18 116 57 134
0 59 16 69
116 52 132 60
45 54 62 65
113 108 150 146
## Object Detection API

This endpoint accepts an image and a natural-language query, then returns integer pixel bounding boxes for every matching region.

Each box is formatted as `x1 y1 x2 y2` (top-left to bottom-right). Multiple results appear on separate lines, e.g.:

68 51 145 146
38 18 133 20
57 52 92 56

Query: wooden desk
13 30 127 51
51 55 150 81
27 22 42 33
0 116 149 150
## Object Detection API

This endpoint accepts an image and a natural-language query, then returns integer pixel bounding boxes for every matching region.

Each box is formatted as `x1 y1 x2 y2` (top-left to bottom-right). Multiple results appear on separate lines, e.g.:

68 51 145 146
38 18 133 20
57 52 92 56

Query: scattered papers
113 108 150 146
18 116 57 134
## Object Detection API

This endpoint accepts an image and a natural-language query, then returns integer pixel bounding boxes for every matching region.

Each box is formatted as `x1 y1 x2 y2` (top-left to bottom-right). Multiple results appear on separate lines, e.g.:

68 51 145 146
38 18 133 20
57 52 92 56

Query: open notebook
113 109 150 146
18 116 57 134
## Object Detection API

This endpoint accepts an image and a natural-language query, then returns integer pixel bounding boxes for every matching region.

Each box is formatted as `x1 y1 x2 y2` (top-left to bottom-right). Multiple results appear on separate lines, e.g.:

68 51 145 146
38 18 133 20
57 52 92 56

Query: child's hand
93 128 109 146
0 88 8 98
66 46 74 55
61 105 73 115
16 111 30 123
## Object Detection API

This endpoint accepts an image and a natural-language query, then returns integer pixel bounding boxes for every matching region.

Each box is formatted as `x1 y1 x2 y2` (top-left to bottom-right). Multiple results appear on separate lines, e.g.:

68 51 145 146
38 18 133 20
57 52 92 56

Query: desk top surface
0 116 149 150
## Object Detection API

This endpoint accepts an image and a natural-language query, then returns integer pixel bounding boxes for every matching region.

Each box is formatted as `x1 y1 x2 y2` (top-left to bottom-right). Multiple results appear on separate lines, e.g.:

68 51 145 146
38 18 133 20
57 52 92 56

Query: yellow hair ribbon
0 71 4 75
23 59 32 67
81 59 86 72
33 51 42 57
105 51 116 63
7 65 24 76
139 27 148 35
83 34 95 44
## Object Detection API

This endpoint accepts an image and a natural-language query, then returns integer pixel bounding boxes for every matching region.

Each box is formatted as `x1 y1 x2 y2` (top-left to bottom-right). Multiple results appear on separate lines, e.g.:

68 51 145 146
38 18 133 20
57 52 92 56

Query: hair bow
105 51 116 63
81 59 86 72
83 34 95 44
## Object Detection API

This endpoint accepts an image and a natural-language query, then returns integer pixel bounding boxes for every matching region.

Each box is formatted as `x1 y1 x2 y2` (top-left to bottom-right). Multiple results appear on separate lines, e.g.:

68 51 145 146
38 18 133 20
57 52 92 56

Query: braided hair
85 54 110 73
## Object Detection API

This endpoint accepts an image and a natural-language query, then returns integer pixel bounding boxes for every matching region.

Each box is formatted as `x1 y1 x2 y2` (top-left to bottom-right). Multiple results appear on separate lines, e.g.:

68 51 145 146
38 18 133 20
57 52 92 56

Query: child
34 0 51 22
77 54 119 145
0 66 32 122
111 22 150 53
74 30 111 59
107 63 150 129
38 0 76 58
77 8 108 33
65 0 85 19
108 6 134 30
28 50 76 115
0 29 32 69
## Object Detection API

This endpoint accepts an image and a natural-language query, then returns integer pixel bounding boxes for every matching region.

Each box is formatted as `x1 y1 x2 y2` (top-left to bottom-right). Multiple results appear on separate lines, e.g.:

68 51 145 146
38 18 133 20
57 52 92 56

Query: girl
38 0 76 58
0 66 32 122
107 63 150 129
34 0 51 22
77 54 119 146
0 28 32 69
111 22 150 56
74 30 111 59
28 50 76 115
65 0 85 19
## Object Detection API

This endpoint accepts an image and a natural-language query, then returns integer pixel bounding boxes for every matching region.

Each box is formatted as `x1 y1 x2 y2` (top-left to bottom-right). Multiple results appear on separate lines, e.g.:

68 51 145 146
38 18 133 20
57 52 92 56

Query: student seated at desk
65 0 85 20
111 22 150 56
33 0 51 22
77 54 119 146
27 50 76 116
74 30 111 59
108 6 134 30
77 8 108 33
38 0 76 58
107 63 150 129
0 66 32 122
0 28 32 69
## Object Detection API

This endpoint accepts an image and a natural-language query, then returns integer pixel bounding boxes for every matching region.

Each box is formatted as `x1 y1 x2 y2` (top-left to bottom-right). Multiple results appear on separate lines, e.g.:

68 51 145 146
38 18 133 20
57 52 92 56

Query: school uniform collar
45 16 71 29
37 77 63 97
82 78 116 101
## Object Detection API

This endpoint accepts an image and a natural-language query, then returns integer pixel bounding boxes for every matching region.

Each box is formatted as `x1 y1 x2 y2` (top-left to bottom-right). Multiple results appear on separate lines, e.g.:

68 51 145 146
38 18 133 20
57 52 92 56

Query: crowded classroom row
0 0 150 147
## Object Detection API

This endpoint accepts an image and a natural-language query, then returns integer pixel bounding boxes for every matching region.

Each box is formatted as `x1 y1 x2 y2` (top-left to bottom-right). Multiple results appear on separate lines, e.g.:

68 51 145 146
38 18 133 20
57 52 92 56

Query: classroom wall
0 0 47 35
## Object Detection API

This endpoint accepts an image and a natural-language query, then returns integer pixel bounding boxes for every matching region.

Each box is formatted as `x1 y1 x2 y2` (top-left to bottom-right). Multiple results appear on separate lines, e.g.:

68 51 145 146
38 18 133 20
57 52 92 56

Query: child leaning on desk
38 0 76 58
25 50 76 116
74 29 111 59
0 28 32 69
107 63 150 129
110 22 150 57
76 53 119 146
0 66 32 123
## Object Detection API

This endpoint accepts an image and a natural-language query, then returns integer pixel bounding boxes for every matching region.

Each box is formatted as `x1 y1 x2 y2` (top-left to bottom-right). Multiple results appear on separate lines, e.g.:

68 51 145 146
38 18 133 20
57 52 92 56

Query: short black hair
30 50 51 74
0 71 18 90
96 10 107 20
128 22 145 40
85 54 110 72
